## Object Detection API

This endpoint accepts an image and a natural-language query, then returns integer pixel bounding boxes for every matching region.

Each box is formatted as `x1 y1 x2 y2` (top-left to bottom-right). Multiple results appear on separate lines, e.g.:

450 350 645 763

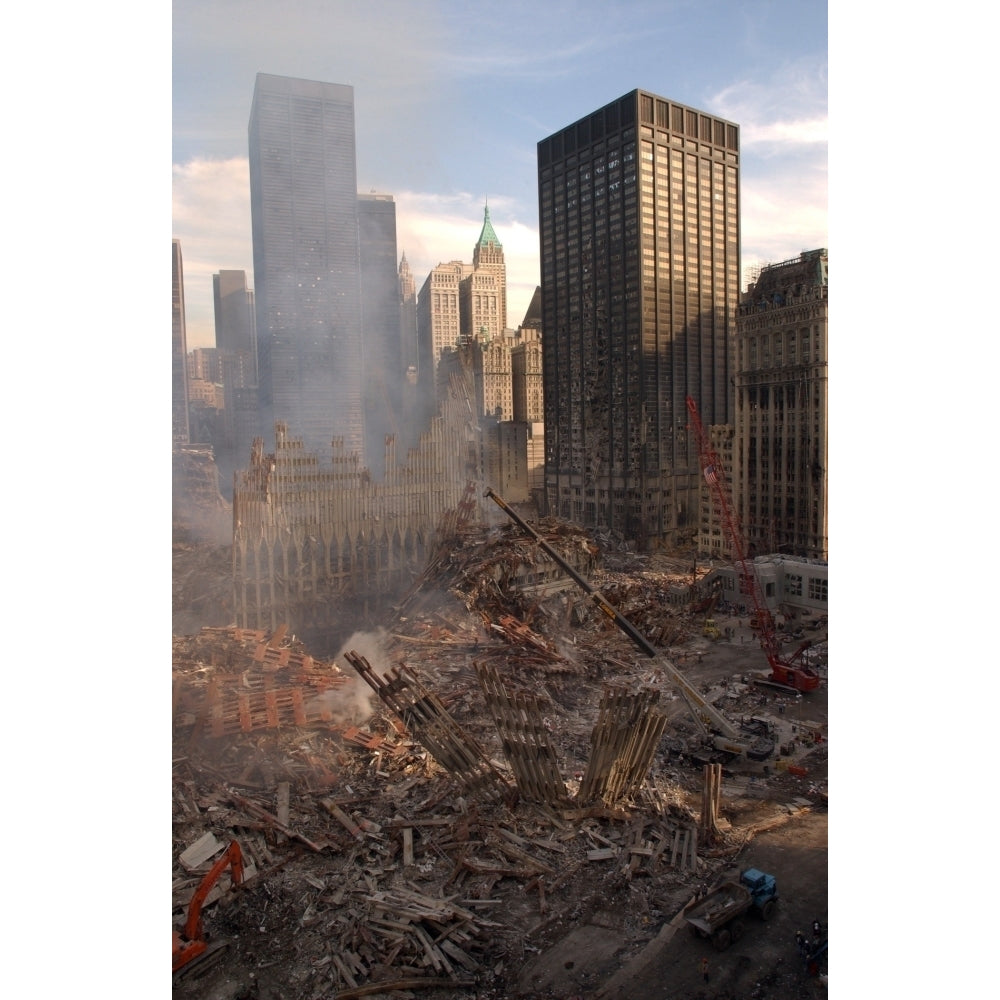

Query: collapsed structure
174 509 828 997
231 378 482 632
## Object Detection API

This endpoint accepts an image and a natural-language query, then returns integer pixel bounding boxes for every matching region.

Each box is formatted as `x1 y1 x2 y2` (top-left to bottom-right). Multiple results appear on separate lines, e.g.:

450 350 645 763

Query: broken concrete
173 517 827 999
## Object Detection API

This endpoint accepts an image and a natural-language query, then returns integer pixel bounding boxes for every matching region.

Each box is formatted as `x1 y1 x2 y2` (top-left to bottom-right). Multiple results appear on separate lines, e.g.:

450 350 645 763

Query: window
808 577 827 603
785 573 803 597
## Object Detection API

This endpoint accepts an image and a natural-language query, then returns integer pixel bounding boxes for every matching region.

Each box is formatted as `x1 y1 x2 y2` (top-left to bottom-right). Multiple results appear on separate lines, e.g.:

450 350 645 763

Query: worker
795 931 807 955
812 918 821 939
701 956 709 983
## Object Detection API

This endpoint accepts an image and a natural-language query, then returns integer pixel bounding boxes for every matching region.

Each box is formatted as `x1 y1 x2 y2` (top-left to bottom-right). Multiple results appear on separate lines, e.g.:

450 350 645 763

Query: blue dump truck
685 868 779 951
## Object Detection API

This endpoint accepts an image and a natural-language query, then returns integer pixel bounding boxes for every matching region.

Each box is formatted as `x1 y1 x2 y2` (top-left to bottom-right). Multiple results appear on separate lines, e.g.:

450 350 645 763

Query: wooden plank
276 782 290 826
332 954 358 989
587 848 618 861
438 937 480 971
402 828 414 866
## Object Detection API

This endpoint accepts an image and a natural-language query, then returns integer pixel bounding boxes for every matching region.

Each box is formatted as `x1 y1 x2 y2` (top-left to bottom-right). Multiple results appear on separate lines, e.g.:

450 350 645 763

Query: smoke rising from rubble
301 628 393 726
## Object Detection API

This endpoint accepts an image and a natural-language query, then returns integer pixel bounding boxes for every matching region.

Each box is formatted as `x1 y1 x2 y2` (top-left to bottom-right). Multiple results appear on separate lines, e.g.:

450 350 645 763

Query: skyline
173 0 828 351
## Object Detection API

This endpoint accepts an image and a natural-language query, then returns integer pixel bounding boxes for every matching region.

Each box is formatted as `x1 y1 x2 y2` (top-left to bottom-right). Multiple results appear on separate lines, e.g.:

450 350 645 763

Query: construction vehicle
702 618 721 640
173 839 245 978
685 867 779 951
685 396 821 693
483 488 774 761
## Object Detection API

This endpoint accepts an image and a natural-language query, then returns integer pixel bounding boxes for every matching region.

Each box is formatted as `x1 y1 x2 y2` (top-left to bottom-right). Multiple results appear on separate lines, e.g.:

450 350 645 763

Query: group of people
795 919 823 956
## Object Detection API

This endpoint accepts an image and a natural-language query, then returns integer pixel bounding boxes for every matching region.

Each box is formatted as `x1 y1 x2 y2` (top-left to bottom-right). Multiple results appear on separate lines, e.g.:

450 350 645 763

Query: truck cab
741 867 778 913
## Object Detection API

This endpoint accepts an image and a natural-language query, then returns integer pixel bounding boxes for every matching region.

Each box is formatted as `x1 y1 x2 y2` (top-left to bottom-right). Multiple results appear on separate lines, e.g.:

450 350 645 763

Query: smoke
302 628 394 726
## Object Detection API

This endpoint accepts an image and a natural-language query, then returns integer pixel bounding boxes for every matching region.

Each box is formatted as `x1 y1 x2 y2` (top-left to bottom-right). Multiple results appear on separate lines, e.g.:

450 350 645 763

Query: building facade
537 90 740 549
417 261 468 391
358 192 404 471
172 239 190 446
469 205 507 334
248 73 364 457
213 270 258 384
735 249 828 560
416 207 509 407
511 337 544 423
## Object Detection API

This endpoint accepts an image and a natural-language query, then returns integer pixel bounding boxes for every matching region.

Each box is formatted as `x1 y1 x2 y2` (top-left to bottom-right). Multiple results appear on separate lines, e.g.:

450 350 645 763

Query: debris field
172 518 828 1000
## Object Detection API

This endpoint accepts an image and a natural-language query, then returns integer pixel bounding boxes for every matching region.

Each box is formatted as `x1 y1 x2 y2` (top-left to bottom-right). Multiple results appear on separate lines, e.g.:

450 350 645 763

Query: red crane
685 396 820 693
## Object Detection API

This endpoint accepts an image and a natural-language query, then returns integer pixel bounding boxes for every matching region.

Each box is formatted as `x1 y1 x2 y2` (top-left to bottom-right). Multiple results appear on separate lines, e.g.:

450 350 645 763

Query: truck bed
685 881 751 934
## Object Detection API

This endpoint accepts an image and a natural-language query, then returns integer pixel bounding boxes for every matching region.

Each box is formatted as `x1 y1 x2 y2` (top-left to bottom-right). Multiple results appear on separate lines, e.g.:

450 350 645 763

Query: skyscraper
537 90 740 548
358 192 403 471
172 239 190 446
248 73 364 456
416 207 507 406
213 269 257 384
213 269 259 481
470 205 507 333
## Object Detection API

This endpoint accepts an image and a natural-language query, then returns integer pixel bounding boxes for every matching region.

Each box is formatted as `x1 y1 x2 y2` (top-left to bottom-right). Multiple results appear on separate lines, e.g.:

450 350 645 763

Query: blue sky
173 0 828 350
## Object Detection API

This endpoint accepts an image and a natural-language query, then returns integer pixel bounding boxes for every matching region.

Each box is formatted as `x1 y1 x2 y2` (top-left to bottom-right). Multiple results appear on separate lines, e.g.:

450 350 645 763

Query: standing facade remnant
232 388 482 632
577 686 668 805
345 650 511 803
476 661 571 807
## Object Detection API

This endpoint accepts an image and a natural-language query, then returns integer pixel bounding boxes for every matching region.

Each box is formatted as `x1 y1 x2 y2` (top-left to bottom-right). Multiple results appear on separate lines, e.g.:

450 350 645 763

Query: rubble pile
173 523 827 999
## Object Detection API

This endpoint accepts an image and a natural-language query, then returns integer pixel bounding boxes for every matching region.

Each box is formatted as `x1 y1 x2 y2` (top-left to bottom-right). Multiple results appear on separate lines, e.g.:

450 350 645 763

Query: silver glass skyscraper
537 90 740 549
172 239 190 446
249 73 364 456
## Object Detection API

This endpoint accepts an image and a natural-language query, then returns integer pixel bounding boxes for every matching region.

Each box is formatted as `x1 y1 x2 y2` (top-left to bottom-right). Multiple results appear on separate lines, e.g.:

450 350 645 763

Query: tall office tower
358 192 403 473
470 205 507 332
172 239 190 446
417 261 468 383
213 270 258 384
249 73 364 457
416 208 510 419
537 90 740 548
735 249 828 560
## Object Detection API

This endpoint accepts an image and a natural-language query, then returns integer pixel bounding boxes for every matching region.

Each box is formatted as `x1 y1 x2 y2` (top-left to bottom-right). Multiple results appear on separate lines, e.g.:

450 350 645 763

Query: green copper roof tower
471 203 507 331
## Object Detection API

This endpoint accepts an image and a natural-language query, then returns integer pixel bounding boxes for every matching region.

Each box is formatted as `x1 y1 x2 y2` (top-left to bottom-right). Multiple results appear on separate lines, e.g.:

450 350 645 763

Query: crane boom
483 488 773 760
684 396 820 693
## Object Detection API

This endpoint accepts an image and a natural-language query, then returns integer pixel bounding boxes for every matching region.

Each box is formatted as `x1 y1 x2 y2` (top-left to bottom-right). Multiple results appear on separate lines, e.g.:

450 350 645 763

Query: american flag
704 465 718 485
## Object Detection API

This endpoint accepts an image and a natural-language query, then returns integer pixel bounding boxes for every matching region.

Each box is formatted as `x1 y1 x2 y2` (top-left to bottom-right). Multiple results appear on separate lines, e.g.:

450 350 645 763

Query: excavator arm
174 840 244 975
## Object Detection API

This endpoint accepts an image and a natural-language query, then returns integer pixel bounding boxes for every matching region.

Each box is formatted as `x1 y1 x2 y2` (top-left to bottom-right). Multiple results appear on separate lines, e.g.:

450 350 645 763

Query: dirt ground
516 808 829 1000
173 532 829 1000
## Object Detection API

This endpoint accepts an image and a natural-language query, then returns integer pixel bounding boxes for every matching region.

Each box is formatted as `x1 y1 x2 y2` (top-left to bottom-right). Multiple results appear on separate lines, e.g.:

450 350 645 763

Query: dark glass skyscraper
537 90 740 548
248 73 364 455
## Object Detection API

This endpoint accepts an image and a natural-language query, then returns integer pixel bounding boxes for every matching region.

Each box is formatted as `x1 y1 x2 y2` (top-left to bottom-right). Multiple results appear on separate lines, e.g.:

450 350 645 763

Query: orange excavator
172 840 244 977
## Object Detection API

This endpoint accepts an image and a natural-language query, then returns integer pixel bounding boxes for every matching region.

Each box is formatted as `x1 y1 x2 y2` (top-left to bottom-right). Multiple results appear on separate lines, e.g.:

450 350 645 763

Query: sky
172 0 828 350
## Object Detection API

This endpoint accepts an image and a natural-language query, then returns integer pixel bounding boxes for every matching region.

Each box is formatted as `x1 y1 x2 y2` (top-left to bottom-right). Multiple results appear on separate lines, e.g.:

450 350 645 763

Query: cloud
705 57 828 277
172 157 254 349
710 56 828 146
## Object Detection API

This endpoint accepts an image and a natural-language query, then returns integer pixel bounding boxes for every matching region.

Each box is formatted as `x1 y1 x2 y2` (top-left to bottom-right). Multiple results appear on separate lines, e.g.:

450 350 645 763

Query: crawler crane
483 488 774 760
684 396 820 693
